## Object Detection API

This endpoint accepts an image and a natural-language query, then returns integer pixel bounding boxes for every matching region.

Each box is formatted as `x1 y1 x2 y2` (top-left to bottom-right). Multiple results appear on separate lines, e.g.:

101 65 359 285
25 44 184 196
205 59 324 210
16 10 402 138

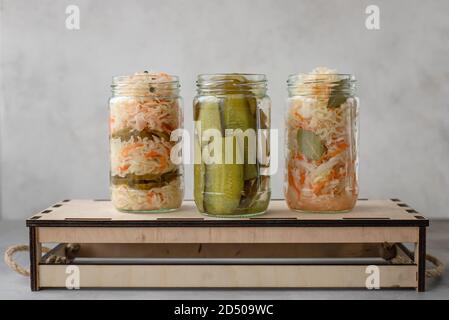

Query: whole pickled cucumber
197 97 243 215
223 94 258 181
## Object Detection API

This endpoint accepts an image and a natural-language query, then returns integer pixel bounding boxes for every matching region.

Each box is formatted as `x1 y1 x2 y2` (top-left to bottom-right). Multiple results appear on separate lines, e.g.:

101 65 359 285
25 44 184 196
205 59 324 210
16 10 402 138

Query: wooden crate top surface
26 199 428 227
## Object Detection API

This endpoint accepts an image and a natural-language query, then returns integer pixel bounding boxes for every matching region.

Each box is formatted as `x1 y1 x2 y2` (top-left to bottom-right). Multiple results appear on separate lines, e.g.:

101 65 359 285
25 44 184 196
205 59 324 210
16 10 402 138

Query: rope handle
426 253 445 278
4 244 445 278
4 245 51 277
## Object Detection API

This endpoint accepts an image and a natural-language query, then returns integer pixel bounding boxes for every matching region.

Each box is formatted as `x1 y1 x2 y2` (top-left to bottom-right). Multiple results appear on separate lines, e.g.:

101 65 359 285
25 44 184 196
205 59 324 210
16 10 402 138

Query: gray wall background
0 0 448 219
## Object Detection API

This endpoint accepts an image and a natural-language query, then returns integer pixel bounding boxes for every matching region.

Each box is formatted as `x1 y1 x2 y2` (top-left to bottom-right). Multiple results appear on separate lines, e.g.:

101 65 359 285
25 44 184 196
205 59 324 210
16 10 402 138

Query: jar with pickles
193 74 271 217
109 71 183 212
285 68 359 212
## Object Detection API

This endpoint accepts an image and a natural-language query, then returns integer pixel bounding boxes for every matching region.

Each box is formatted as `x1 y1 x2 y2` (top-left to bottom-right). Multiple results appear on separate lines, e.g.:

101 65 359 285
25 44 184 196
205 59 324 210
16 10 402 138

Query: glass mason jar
193 74 271 217
285 69 359 212
109 72 183 212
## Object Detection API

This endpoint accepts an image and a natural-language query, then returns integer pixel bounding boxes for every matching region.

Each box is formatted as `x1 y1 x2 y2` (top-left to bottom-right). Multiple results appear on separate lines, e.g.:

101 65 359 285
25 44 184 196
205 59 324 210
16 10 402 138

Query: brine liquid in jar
109 71 183 212
285 68 359 212
193 74 271 217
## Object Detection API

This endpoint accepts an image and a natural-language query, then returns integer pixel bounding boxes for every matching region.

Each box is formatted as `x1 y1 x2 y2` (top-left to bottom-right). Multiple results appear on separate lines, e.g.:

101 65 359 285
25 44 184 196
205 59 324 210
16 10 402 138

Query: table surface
1 219 448 300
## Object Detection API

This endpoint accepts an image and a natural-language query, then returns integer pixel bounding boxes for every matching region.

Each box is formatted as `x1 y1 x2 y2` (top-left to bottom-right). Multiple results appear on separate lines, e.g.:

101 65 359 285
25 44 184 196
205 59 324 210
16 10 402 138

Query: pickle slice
193 163 205 212
111 128 170 142
218 75 259 181
223 94 258 181
203 140 244 215
111 170 180 190
193 122 205 212
197 97 244 215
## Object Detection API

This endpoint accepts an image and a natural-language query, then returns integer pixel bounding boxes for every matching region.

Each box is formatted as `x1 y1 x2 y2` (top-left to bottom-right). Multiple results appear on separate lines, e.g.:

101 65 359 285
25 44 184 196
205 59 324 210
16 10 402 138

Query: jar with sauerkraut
285 68 359 212
194 74 271 217
109 72 183 212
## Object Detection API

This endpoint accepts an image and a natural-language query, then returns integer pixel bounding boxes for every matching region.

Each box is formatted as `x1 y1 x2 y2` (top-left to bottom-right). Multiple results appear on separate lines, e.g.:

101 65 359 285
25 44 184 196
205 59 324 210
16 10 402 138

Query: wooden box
26 199 428 291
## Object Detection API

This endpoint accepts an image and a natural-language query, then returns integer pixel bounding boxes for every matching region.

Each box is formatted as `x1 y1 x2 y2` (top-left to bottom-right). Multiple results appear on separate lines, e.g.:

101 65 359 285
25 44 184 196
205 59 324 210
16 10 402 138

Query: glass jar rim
111 73 180 97
287 73 356 96
197 73 266 82
287 73 356 85
112 74 179 85
196 73 267 95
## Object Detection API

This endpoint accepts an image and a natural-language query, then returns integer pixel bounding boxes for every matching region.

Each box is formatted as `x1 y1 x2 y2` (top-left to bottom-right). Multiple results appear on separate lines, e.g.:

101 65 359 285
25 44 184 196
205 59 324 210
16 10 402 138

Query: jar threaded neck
112 72 180 97
196 73 267 95
287 73 356 97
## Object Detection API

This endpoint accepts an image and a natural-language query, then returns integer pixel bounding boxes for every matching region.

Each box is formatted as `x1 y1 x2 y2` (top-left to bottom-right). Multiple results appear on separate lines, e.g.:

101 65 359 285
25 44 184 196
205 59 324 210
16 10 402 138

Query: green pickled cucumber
203 143 243 215
111 128 170 142
194 163 205 212
193 127 205 212
222 94 258 181
197 97 244 215
193 100 205 212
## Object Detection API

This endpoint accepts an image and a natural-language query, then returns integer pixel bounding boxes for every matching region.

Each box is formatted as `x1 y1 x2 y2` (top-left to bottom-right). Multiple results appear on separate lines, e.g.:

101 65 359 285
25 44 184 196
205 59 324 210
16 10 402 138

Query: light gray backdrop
0 0 448 219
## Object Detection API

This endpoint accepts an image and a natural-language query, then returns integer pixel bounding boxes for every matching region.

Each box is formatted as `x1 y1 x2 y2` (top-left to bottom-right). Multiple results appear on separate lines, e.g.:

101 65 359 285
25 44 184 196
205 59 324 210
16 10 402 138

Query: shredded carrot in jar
285 67 358 212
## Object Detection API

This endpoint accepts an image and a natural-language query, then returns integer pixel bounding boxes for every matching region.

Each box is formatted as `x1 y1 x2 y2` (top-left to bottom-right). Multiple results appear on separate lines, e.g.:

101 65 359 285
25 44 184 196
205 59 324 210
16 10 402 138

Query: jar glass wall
285 68 359 212
109 72 183 212
193 74 271 217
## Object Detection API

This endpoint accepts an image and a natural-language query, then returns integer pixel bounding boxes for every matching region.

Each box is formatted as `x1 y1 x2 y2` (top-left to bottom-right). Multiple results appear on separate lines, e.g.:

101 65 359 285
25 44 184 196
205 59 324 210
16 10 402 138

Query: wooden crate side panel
38 226 420 244
39 264 418 288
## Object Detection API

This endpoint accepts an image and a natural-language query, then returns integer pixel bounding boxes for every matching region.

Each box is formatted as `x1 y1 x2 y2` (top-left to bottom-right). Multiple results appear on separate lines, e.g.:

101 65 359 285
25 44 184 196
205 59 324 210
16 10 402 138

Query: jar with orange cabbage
109 71 183 212
285 68 359 212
